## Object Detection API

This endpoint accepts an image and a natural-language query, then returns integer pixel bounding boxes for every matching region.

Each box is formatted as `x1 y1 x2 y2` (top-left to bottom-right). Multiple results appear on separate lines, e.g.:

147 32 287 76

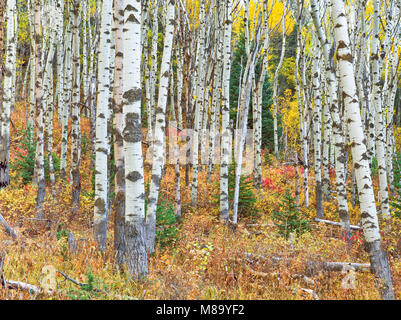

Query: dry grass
1 103 401 300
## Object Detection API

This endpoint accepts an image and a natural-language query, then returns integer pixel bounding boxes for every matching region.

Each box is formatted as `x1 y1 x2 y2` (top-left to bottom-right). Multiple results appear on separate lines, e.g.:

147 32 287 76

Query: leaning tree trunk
146 0 175 253
371 0 390 219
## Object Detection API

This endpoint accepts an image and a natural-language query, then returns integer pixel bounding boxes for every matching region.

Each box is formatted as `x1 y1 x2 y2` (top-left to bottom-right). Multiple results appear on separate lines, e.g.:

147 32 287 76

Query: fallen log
299 288 319 300
321 262 370 272
0 213 17 239
245 252 370 276
313 218 361 231
5 280 42 295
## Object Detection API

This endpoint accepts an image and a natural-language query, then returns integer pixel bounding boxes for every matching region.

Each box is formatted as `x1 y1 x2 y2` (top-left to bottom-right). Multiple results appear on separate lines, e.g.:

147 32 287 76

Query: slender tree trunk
0 0 17 189
94 0 113 251
34 0 46 217
112 0 126 268
330 0 394 300
70 1 81 210
312 39 323 218
146 0 175 253
220 0 233 222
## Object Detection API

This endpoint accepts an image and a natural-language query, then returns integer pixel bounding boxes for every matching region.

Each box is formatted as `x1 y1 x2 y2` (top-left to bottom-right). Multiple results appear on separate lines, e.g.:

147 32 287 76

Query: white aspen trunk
70 1 81 209
312 39 323 218
220 0 233 222
191 1 206 206
60 18 73 182
123 0 148 278
149 0 159 142
112 0 126 268
94 0 112 251
146 0 175 253
232 22 262 225
294 12 308 208
82 0 90 114
310 0 350 230
385 46 399 196
330 0 394 300
322 102 331 200
371 0 390 219
0 0 17 189
253 0 272 187
55 0 65 124
273 4 286 163
43 20 57 197
41 0 57 196
22 58 30 105
33 0 46 216
28 50 36 130
208 2 223 182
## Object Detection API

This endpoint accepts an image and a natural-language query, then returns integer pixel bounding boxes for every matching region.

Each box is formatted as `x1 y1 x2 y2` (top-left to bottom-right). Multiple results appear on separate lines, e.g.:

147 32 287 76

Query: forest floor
1 104 401 300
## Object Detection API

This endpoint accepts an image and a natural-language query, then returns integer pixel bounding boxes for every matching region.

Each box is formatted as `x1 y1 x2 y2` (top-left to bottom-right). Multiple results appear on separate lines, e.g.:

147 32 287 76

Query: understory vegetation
1 104 401 300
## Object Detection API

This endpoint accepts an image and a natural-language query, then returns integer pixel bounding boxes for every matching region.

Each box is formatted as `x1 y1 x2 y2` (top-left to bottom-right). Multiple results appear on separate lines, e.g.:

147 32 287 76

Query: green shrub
272 189 311 239
66 269 104 300
212 163 259 220
390 153 401 218
228 163 259 218
156 196 180 249
11 125 60 185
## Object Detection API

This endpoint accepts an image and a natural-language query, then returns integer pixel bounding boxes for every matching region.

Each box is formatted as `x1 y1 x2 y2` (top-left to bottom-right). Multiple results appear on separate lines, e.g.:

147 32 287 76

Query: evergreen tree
229 31 278 152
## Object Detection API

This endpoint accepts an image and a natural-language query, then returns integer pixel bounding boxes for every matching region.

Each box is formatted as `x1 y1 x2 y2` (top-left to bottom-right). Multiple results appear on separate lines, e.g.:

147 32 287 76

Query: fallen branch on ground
245 252 370 276
0 213 17 239
57 270 137 300
313 218 361 231
4 280 42 294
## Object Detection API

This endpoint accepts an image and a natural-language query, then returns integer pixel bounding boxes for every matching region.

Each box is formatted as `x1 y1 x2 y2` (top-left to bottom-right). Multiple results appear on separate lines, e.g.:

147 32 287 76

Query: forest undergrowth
1 104 401 300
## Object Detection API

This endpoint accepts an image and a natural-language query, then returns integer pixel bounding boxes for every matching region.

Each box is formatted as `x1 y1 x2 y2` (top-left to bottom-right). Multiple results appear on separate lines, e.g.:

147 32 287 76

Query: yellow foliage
280 89 299 150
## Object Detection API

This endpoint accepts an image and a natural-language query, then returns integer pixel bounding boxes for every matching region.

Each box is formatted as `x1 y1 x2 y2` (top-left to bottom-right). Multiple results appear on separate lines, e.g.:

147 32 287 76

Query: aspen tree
34 0 46 216
0 0 17 189
371 0 390 219
272 1 287 163
207 0 222 182
330 0 394 300
191 0 207 206
94 0 113 251
42 0 58 197
113 0 126 267
233 14 262 224
82 0 90 112
60 16 73 182
149 0 159 142
147 0 176 253
220 0 233 222
123 0 148 278
310 0 350 230
312 38 323 218
253 0 275 187
55 0 64 126
70 0 81 209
